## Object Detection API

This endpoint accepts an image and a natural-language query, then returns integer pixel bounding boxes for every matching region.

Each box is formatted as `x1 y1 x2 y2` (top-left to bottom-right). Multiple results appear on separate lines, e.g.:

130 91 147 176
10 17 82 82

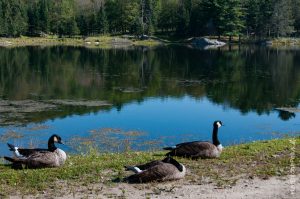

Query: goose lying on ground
163 121 224 159
4 134 67 169
124 156 186 183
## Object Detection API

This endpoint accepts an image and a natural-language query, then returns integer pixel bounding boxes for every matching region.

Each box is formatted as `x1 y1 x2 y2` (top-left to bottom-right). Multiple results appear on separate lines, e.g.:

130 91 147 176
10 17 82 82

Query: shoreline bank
0 137 299 197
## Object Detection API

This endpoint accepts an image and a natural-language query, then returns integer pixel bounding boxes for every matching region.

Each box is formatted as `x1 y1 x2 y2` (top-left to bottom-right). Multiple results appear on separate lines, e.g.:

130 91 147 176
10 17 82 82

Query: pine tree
219 0 244 41
50 0 78 37
1 0 27 37
76 14 89 36
0 1 4 36
291 0 300 35
140 0 158 35
270 0 294 37
39 0 49 33
175 0 190 35
97 5 109 34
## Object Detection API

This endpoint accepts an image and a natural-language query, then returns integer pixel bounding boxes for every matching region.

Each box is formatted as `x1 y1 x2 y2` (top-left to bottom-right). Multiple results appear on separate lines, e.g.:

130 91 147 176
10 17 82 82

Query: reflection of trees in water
0 46 300 118
276 110 296 121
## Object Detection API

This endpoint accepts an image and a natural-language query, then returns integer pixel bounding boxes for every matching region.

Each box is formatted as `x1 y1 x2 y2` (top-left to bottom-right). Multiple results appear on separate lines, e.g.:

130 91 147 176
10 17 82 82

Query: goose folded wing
173 141 214 156
24 151 58 168
18 148 49 157
133 160 164 170
127 163 177 183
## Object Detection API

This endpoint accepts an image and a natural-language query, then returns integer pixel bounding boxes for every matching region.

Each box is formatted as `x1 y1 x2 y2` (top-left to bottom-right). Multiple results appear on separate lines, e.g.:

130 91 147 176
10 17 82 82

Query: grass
0 35 163 48
0 137 299 196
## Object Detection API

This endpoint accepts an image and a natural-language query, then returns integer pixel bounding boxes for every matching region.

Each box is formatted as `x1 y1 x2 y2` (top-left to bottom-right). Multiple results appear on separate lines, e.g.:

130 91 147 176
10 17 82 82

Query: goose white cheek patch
14 147 23 158
133 167 142 173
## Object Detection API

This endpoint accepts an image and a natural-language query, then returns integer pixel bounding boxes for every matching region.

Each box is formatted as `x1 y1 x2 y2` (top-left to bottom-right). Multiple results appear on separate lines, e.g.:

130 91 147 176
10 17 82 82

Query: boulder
191 37 226 47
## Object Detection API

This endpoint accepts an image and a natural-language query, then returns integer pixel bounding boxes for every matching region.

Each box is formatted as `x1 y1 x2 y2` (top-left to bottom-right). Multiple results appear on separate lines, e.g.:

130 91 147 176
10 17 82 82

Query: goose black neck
212 126 220 146
48 138 57 152
169 157 183 172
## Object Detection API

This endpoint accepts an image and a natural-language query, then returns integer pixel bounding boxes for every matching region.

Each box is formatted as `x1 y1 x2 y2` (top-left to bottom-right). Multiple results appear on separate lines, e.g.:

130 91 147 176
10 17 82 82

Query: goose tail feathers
4 156 17 163
7 143 16 151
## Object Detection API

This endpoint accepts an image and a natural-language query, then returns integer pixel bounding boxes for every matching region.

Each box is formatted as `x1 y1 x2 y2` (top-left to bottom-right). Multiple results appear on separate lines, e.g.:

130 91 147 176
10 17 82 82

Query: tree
140 0 159 35
157 0 178 33
0 1 4 36
0 0 27 37
39 0 50 33
175 0 190 35
50 0 79 37
270 0 294 37
219 0 244 41
97 5 109 34
27 2 39 35
292 0 300 35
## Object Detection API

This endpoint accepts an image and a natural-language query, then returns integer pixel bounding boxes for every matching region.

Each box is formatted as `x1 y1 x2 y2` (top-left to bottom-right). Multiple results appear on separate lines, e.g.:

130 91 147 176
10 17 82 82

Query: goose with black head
163 121 224 159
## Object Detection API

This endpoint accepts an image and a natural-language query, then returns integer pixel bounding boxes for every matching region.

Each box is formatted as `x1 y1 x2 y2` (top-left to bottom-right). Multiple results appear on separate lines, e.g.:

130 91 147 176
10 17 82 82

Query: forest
0 0 299 39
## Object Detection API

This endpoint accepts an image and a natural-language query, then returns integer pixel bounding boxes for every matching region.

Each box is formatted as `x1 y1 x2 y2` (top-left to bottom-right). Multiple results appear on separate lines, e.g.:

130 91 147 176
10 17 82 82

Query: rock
191 37 226 47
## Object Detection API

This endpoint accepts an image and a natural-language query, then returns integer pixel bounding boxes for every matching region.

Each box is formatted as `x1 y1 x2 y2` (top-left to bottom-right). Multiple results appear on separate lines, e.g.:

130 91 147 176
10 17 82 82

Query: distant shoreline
0 36 163 48
1 36 300 48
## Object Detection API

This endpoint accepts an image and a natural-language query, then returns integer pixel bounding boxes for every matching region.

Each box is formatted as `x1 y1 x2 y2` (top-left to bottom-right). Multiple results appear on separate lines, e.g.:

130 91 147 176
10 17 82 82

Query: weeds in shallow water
0 137 299 195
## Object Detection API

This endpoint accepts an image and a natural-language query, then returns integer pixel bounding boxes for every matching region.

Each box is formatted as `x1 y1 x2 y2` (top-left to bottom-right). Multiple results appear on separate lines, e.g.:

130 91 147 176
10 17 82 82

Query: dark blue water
0 45 299 155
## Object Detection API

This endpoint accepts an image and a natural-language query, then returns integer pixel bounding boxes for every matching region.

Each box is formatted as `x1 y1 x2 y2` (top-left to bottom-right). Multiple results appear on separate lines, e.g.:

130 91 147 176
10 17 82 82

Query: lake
0 45 299 155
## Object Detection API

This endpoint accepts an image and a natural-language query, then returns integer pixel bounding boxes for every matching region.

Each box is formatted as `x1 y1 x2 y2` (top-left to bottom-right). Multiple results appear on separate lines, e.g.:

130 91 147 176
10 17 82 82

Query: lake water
0 45 299 154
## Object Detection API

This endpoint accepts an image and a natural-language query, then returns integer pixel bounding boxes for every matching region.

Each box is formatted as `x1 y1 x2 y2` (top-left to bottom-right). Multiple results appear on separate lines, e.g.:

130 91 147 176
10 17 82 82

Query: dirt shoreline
8 175 299 199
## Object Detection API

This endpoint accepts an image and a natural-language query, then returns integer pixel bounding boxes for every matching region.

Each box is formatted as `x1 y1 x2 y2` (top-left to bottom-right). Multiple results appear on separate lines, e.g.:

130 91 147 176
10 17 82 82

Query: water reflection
0 45 299 122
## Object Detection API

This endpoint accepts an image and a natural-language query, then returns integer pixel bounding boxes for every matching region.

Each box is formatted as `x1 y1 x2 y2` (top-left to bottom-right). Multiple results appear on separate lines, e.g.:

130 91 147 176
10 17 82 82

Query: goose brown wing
134 160 164 170
171 141 215 157
22 151 58 168
126 163 176 183
18 148 49 157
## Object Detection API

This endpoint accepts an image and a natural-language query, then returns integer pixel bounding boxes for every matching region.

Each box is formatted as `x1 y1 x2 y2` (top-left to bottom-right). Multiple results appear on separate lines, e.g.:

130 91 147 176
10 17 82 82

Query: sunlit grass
0 35 163 48
0 137 299 196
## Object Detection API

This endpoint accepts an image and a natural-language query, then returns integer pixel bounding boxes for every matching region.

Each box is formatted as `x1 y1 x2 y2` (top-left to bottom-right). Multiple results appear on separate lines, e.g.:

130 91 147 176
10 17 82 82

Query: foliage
0 0 300 38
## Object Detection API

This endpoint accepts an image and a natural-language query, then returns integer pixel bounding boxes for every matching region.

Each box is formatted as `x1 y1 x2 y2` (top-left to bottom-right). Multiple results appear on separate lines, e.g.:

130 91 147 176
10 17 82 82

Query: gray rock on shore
190 37 226 48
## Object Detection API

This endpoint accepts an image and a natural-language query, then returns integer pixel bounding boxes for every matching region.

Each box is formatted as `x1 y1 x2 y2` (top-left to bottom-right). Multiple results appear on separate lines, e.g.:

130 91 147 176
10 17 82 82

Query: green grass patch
0 137 299 195
0 35 163 48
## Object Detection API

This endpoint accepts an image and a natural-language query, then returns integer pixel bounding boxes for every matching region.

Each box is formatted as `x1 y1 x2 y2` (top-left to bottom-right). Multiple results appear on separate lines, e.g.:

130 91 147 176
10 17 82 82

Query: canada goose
4 134 67 169
124 156 186 183
163 121 224 159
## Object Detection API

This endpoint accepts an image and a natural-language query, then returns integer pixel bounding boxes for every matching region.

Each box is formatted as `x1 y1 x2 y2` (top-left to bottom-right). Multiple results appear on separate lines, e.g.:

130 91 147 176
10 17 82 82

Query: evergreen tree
292 0 300 35
76 14 89 36
39 0 50 33
244 0 260 37
0 1 4 36
88 12 97 35
157 0 178 33
50 0 78 37
175 0 190 35
140 0 159 35
0 0 27 37
270 0 294 37
219 0 244 40
97 5 109 34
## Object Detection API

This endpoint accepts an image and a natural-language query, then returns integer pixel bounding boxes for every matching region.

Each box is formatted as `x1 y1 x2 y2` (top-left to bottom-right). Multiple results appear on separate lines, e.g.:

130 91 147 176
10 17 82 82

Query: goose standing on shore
124 156 186 183
163 121 224 159
4 134 67 169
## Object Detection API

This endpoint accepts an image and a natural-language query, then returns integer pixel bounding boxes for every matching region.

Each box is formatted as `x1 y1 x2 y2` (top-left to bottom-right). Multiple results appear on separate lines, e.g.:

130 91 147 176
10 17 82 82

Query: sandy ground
8 174 299 199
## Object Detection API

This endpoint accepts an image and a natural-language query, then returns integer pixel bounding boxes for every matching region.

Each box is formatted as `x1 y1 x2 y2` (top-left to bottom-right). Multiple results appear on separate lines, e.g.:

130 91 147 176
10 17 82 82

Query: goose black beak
58 140 65 145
